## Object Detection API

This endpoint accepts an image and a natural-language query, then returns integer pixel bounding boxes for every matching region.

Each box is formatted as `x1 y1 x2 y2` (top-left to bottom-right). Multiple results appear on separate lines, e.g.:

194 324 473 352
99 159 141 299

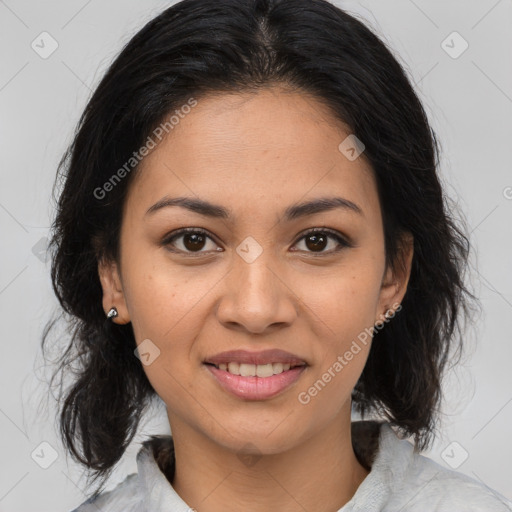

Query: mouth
203 349 308 400
204 361 306 377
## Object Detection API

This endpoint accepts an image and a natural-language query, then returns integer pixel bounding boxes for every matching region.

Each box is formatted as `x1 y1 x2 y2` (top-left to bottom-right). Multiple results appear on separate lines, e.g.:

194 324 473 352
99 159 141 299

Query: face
99 86 413 455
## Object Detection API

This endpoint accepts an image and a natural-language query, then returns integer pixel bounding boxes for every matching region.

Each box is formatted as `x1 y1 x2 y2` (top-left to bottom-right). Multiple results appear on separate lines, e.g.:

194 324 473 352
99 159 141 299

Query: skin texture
98 86 413 512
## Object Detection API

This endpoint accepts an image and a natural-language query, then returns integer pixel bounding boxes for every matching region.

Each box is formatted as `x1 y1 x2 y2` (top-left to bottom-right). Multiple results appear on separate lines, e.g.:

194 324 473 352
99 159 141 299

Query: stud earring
106 307 118 319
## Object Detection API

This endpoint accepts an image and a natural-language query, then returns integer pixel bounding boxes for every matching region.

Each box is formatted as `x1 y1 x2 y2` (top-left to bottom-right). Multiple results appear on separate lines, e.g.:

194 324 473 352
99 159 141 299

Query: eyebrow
145 195 363 221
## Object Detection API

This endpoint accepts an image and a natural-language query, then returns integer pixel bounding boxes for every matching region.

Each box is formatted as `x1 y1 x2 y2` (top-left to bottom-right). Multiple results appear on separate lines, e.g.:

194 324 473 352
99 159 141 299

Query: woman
44 0 511 510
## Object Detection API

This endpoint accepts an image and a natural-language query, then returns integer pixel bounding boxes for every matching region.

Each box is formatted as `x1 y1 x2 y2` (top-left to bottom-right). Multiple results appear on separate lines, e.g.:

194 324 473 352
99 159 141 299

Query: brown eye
305 233 328 252
292 228 351 254
163 228 222 254
183 232 206 251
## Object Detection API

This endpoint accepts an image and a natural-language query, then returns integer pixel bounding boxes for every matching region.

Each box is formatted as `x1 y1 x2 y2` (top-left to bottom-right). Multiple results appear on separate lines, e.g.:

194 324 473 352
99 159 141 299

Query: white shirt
72 422 512 511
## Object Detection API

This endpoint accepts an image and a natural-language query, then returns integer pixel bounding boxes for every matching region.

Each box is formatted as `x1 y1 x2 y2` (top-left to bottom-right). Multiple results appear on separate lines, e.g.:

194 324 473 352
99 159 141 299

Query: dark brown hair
43 0 478 493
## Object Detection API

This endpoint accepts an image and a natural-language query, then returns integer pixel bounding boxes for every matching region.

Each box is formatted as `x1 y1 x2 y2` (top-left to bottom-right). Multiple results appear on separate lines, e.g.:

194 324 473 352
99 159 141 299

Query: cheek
297 275 376 418
121 248 210 339
120 250 218 398
300 256 381 398
306 259 382 334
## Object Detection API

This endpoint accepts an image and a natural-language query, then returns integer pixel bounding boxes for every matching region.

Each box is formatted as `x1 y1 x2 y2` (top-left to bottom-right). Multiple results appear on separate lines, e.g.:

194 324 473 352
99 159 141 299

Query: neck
167 410 371 512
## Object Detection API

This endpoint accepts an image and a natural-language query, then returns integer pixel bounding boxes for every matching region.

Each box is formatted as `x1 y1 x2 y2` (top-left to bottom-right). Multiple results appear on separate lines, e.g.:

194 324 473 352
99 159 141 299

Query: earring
384 308 394 319
106 307 118 319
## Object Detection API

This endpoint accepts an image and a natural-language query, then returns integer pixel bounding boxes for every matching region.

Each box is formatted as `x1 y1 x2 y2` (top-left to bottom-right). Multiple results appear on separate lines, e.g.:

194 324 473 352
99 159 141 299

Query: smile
208 362 305 377
205 362 307 400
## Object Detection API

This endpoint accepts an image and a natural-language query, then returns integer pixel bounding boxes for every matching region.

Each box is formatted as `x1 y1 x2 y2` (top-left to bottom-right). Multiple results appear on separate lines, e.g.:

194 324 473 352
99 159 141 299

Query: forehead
126 87 379 221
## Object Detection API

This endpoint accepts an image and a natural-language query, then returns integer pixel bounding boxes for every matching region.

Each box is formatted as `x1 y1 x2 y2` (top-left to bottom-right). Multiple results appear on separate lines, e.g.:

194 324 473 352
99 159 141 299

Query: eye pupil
184 233 206 251
305 233 327 251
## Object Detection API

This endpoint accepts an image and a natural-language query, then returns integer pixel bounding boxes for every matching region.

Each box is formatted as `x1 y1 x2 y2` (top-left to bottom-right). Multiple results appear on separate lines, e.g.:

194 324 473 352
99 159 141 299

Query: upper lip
204 349 307 366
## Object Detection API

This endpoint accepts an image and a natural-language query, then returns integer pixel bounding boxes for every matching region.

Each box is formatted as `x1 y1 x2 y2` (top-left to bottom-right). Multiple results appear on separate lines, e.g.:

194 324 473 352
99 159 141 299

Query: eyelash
162 227 352 256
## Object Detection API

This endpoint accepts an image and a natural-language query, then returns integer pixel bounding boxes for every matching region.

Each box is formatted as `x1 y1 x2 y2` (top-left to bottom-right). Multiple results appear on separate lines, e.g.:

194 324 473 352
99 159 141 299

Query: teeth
272 363 284 374
240 363 256 377
215 362 300 377
228 362 239 375
256 363 273 377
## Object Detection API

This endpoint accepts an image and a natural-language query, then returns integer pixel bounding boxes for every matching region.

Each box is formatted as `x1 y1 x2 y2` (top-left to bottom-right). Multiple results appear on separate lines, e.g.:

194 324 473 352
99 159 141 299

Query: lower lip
205 364 306 400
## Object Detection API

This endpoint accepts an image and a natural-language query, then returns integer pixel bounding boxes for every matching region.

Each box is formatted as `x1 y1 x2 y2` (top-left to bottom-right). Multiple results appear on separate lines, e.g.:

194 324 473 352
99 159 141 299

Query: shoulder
354 421 512 511
397 449 511 510
70 473 141 512
70 435 181 512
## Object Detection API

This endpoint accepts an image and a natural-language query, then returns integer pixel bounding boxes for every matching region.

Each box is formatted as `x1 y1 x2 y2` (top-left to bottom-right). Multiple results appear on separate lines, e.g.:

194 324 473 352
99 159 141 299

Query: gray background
0 0 511 510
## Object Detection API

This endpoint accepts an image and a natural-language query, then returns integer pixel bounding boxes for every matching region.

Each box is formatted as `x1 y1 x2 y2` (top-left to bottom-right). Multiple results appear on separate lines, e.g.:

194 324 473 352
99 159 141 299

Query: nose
216 248 298 334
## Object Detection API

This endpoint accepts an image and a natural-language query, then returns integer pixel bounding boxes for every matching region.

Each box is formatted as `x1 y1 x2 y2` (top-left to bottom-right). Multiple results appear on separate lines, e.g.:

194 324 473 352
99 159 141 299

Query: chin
208 420 305 456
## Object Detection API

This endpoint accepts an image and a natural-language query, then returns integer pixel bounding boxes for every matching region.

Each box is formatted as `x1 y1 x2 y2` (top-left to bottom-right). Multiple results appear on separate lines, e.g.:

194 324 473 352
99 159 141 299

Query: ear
97 257 131 324
376 231 414 324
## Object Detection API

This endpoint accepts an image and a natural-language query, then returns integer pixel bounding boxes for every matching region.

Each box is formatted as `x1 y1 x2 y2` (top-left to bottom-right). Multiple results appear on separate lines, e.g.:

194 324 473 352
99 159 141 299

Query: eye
291 228 351 254
162 228 222 254
162 227 352 256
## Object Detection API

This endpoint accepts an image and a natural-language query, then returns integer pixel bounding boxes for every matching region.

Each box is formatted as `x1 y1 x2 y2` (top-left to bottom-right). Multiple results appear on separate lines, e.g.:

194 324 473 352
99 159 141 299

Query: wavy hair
43 0 478 493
